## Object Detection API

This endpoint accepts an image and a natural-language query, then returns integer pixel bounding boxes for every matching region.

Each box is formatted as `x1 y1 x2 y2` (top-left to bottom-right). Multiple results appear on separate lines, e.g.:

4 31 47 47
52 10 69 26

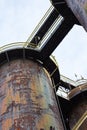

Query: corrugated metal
65 0 87 31
0 59 64 130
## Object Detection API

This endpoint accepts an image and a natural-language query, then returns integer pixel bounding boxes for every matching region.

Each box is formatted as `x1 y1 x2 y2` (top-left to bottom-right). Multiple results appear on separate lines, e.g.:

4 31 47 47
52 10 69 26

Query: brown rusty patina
68 93 87 130
0 59 64 130
65 0 87 31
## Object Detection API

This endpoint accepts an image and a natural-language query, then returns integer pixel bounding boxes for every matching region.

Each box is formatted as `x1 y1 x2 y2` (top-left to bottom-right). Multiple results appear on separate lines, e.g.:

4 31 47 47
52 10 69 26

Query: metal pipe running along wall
0 59 64 130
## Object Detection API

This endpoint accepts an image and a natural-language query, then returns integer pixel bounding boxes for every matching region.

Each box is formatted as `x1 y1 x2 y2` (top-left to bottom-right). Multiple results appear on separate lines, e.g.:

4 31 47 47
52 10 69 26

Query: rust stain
69 94 87 129
0 59 64 130
65 0 87 31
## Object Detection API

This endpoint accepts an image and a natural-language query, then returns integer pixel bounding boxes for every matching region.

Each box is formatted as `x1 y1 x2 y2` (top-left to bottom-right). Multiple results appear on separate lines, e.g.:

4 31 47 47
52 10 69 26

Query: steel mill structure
0 0 87 130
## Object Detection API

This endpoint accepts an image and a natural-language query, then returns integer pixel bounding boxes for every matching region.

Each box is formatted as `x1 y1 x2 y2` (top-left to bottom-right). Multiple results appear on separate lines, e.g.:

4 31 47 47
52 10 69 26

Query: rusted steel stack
0 59 64 130
65 0 87 31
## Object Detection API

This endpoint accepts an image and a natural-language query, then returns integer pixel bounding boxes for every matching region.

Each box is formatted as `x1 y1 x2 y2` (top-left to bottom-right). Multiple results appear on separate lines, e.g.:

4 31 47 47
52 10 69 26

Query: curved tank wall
0 59 64 130
68 92 87 130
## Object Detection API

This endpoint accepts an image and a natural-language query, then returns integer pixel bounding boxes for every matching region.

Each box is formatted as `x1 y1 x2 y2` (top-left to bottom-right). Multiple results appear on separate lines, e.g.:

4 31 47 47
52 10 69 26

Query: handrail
26 5 54 45
0 41 43 54
0 42 29 53
0 42 24 53
72 111 87 130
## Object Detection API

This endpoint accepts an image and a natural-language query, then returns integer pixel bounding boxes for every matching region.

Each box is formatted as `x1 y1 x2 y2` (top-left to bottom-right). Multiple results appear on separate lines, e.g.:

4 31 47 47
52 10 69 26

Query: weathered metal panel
68 93 87 129
65 0 87 31
0 59 64 130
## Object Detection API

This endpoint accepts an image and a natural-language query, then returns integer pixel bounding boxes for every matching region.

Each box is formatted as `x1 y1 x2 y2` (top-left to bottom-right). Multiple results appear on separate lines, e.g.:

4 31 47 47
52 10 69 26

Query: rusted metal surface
0 59 64 130
72 111 87 130
65 0 87 31
68 93 87 129
68 83 87 99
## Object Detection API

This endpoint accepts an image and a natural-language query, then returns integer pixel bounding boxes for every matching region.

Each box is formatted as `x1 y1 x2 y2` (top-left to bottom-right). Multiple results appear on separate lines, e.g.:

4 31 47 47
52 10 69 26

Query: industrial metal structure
0 0 87 130
0 44 65 129
0 58 63 129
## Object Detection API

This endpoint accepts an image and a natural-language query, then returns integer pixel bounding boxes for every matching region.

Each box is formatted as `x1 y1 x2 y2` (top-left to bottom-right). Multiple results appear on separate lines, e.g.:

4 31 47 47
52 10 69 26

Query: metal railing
72 111 87 130
0 42 31 53
0 42 36 53
26 5 54 45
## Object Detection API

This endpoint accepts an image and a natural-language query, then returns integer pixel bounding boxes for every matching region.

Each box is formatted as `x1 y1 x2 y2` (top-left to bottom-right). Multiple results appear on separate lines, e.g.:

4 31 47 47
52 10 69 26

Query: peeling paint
0 59 64 130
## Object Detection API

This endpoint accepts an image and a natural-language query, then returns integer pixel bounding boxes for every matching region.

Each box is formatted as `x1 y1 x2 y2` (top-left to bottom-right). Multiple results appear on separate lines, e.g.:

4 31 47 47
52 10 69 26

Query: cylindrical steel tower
0 44 64 130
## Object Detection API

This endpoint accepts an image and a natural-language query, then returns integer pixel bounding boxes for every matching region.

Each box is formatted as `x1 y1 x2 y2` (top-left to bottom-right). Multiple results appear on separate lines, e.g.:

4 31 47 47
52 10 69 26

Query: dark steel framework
27 0 80 60
0 0 87 129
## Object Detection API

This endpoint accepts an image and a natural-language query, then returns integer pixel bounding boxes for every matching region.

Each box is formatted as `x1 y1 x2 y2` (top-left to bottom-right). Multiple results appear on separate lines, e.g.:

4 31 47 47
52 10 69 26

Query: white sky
0 0 87 81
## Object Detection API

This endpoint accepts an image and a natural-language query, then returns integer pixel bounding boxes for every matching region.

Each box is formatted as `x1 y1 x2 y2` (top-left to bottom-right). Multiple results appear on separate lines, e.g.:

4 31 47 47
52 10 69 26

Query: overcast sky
0 0 87 81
